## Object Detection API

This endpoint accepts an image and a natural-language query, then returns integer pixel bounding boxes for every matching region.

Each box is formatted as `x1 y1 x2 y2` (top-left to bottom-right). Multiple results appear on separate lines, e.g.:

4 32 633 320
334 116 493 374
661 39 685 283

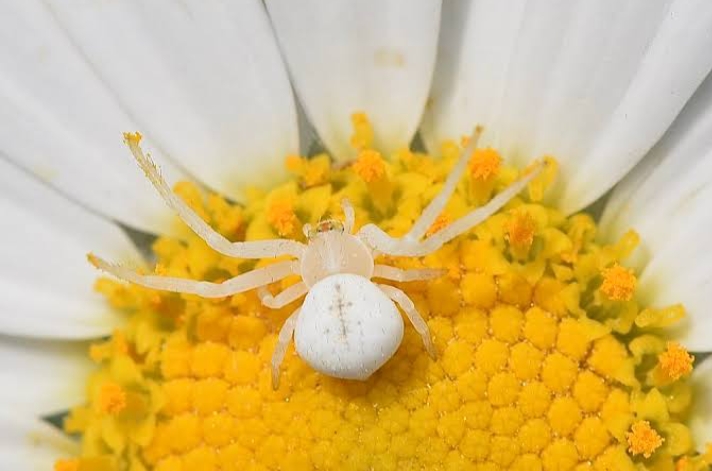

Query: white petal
0 411 79 469
689 356 712 452
0 159 142 340
266 0 441 161
421 0 712 213
44 0 299 201
600 73 712 350
0 336 92 416
0 1 185 234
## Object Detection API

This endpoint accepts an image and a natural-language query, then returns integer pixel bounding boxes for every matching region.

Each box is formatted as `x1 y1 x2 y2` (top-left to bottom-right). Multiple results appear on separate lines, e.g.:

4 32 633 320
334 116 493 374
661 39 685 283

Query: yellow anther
426 213 451 237
600 263 637 301
266 198 299 237
352 149 386 183
123 131 143 145
285 154 303 173
350 111 374 150
98 381 127 415
505 209 536 249
676 456 690 471
285 154 330 188
54 459 80 471
627 420 664 458
86 252 100 269
658 342 694 381
468 147 501 180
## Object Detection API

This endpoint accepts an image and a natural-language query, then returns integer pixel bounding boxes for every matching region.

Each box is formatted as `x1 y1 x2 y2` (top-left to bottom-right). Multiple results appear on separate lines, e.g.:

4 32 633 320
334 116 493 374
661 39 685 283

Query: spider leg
341 198 355 234
271 308 301 389
403 126 483 242
373 265 445 282
89 254 297 298
258 281 309 309
358 160 546 257
124 133 306 259
379 284 436 359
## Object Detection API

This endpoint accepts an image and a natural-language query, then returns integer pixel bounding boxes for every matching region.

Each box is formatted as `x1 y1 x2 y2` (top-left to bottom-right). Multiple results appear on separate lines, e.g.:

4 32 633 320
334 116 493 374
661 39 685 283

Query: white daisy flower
2 1 712 469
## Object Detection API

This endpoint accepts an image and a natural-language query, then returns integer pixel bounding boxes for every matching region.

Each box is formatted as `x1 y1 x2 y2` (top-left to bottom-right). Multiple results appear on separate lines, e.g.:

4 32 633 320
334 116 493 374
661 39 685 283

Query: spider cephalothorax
90 129 545 388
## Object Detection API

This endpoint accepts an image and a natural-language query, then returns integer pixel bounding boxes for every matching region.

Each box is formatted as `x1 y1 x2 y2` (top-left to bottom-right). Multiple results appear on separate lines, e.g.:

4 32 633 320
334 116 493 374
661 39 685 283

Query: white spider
90 128 545 388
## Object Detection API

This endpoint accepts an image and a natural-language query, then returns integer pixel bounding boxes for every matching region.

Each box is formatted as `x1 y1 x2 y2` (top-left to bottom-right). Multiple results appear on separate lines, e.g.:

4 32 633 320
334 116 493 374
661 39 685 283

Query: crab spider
90 129 545 388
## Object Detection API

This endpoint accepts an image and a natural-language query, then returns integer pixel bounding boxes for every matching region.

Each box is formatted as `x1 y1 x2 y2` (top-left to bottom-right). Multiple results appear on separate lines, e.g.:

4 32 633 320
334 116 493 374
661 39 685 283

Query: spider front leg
403 125 484 242
124 132 305 259
258 282 309 309
358 159 546 257
271 308 301 389
373 265 445 282
89 255 298 298
379 284 436 359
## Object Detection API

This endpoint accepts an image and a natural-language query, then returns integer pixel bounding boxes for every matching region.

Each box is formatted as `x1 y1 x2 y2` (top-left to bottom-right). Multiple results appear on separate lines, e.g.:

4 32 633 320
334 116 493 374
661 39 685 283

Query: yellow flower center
59 118 704 471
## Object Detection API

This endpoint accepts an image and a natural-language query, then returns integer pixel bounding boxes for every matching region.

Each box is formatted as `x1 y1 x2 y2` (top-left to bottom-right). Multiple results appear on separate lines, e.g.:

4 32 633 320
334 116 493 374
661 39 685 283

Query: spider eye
309 219 344 238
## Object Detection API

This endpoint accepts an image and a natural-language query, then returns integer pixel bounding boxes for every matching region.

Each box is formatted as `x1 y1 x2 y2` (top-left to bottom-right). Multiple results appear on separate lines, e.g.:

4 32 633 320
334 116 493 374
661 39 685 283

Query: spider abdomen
294 273 404 380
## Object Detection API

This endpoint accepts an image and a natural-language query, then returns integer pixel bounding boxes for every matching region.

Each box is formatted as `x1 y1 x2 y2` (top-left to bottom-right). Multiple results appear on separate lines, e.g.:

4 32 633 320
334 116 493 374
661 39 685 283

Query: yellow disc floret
468 147 501 180
627 420 665 458
658 342 695 381
350 111 374 150
60 118 699 471
505 208 537 250
600 263 637 301
352 149 386 183
98 381 127 415
54 459 80 471
266 198 299 237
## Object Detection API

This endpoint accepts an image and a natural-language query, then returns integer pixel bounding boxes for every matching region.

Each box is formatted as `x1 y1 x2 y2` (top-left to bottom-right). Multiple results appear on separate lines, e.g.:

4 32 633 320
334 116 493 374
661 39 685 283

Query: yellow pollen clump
658 342 694 381
352 149 386 183
266 198 299 237
600 263 637 301
468 147 501 180
98 381 127 415
54 459 80 471
350 111 374 150
426 212 451 237
62 120 697 471
285 153 330 188
505 209 537 250
627 420 664 458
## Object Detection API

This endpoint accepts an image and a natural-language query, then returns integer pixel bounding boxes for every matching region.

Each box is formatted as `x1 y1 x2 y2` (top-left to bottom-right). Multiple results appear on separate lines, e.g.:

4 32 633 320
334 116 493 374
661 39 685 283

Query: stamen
98 382 127 415
352 149 386 183
350 111 374 150
425 213 451 237
286 154 330 188
266 199 299 237
505 209 536 249
54 459 79 471
627 420 664 458
468 147 501 180
658 342 694 381
600 263 637 301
